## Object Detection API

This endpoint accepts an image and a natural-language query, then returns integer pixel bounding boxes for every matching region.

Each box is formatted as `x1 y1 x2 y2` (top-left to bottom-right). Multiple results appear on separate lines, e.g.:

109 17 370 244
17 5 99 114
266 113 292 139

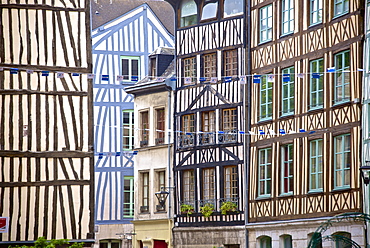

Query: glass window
281 144 293 194
334 0 349 17
260 5 273 43
281 67 295 115
334 50 350 103
222 108 237 131
200 111 216 145
156 108 165 144
157 171 165 191
182 114 195 132
123 176 134 218
183 170 195 204
183 57 197 85
281 0 294 35
310 58 324 109
224 49 238 77
180 0 197 27
202 0 218 20
308 232 323 248
99 240 120 248
310 0 322 25
121 56 140 81
260 75 273 120
203 53 217 78
258 148 272 197
333 232 351 248
150 57 156 77
141 172 149 212
224 166 238 199
334 134 351 189
281 235 293 248
259 236 272 248
123 110 134 150
203 168 215 200
309 139 323 191
140 111 149 146
224 0 243 17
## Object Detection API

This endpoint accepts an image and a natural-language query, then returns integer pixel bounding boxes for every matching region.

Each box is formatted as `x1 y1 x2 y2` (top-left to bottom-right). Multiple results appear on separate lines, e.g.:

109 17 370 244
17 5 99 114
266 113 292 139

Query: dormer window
201 0 218 20
223 0 243 18
180 0 197 27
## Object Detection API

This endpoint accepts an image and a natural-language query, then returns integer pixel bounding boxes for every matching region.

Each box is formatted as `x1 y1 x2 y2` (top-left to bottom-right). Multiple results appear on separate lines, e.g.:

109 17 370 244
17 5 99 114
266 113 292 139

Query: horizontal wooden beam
0 63 92 73
0 180 91 187
0 150 93 158
0 89 88 96
0 4 86 12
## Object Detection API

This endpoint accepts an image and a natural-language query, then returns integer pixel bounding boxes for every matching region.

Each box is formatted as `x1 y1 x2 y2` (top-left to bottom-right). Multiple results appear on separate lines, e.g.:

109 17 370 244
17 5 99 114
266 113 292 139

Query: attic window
180 0 197 27
223 0 243 17
201 0 218 20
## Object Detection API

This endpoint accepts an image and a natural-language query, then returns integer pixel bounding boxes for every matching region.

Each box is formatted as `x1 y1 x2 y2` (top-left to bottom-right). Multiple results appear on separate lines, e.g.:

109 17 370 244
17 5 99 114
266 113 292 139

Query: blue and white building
91 0 174 247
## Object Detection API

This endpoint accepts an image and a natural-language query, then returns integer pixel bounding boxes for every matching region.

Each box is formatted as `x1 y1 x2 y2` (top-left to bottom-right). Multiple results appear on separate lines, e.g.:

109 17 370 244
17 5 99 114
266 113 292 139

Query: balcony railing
178 133 195 148
198 132 216 145
218 130 237 143
140 140 148 147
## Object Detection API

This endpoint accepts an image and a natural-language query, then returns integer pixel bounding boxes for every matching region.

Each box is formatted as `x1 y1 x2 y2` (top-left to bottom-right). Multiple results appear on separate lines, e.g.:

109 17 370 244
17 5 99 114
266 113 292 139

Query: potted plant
180 204 194 216
220 201 238 215
200 203 215 218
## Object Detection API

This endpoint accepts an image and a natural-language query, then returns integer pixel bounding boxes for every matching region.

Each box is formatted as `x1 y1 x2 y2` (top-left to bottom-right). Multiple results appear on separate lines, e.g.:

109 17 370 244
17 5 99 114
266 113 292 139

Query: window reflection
181 0 197 27
224 0 243 17
202 0 218 20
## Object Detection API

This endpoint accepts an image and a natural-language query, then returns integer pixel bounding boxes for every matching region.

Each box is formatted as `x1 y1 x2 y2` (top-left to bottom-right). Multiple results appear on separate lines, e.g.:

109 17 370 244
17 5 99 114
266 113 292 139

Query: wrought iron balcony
140 140 148 147
198 132 216 145
178 133 195 148
218 130 238 143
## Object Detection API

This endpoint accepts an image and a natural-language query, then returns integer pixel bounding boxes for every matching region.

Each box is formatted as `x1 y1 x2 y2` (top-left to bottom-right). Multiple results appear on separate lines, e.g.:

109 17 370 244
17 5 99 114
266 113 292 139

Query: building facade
0 0 94 245
164 0 247 247
91 1 174 247
125 48 175 248
248 0 365 247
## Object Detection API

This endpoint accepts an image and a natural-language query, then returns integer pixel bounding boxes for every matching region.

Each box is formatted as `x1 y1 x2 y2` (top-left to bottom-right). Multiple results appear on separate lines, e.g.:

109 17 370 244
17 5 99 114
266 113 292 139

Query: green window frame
309 139 323 192
334 0 349 17
334 134 351 189
281 144 293 195
281 67 295 115
123 110 134 150
121 56 140 81
260 5 273 43
258 148 272 197
310 0 322 25
260 75 273 120
259 236 272 248
334 50 350 103
123 176 134 218
180 0 197 27
309 58 324 109
281 0 294 35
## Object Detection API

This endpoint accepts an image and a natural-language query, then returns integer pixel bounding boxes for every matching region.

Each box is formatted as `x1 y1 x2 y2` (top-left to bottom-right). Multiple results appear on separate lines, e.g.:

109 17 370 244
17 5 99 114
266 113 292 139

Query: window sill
308 22 323 29
331 186 351 193
307 189 324 195
308 106 324 113
279 113 294 119
258 117 273 124
280 31 294 38
332 12 349 21
259 39 272 45
255 195 271 201
331 100 351 109
278 193 293 198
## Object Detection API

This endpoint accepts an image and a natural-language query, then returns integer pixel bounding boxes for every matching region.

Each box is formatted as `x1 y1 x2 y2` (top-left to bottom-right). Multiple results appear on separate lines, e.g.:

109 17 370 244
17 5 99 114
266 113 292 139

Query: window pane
224 0 243 17
202 1 218 20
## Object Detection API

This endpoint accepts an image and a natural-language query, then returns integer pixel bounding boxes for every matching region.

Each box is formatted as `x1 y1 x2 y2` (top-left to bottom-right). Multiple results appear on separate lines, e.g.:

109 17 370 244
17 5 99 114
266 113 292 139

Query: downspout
244 0 252 247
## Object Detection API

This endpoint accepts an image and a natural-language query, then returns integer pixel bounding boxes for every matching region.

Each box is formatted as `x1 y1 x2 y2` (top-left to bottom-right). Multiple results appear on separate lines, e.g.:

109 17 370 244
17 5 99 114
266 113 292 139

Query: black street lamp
360 161 370 186
155 189 169 211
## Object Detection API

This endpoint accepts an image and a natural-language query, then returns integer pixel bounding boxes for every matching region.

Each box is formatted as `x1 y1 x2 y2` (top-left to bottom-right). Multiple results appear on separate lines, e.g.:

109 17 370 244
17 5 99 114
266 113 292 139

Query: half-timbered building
91 1 174 247
0 0 94 245
164 0 247 247
248 0 365 246
362 0 370 243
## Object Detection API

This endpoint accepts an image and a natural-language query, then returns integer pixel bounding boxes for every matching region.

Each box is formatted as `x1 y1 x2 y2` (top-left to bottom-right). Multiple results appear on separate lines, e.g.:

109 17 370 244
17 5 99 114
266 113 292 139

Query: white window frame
309 58 324 109
281 144 293 195
334 134 351 189
260 76 273 120
260 5 273 43
281 67 295 116
123 176 134 218
281 0 294 35
121 56 140 81
123 110 134 150
334 50 350 103
258 148 272 197
309 139 323 192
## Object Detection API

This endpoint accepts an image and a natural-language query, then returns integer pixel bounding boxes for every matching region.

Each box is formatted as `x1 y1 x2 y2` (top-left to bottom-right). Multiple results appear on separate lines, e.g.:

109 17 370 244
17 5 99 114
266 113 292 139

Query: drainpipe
244 0 252 247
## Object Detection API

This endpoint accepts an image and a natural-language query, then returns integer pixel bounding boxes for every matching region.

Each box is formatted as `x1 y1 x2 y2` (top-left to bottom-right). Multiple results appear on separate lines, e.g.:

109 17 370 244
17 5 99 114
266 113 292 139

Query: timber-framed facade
248 0 365 246
165 0 247 247
0 0 94 244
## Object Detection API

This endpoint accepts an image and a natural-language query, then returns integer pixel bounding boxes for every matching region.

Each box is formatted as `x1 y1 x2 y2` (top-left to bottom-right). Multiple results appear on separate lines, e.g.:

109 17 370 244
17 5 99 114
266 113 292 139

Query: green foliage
9 237 84 248
200 203 214 218
220 201 238 215
180 204 194 216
